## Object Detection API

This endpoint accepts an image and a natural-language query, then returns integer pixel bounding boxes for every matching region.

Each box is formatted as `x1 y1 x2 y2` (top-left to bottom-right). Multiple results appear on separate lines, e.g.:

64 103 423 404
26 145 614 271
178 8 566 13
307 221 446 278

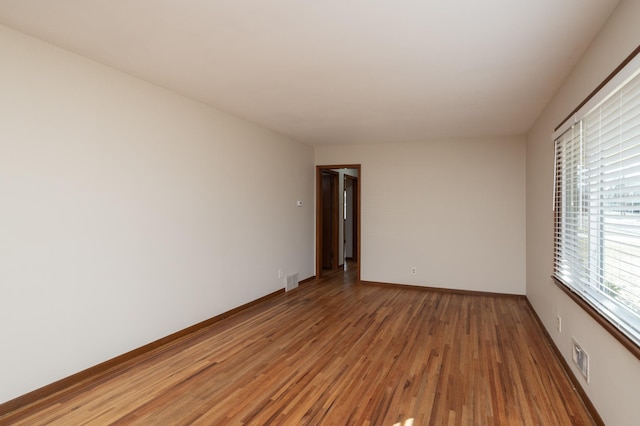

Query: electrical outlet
556 315 562 332
411 267 416 275
572 338 589 382
278 269 283 279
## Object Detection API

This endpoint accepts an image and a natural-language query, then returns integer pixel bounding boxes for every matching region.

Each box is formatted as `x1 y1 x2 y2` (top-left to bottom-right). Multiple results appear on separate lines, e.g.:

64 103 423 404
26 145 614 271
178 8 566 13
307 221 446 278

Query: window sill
551 276 640 361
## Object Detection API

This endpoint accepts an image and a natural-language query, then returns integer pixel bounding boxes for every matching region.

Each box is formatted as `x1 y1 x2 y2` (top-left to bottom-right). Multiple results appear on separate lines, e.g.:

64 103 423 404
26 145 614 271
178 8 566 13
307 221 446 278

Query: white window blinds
554 56 640 347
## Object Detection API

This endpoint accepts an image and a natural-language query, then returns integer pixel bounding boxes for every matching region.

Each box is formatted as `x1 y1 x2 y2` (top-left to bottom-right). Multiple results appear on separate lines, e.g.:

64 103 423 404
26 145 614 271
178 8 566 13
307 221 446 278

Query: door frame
316 164 361 281
320 169 340 271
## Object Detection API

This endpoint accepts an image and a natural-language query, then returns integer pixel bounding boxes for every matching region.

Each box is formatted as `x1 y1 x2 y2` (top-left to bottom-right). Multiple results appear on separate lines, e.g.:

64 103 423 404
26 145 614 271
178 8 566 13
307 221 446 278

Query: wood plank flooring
2 264 595 425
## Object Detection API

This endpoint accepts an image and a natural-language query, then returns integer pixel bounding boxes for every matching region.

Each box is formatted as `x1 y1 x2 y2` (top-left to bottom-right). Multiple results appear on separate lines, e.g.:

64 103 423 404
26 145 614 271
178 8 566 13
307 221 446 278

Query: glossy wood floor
3 263 594 425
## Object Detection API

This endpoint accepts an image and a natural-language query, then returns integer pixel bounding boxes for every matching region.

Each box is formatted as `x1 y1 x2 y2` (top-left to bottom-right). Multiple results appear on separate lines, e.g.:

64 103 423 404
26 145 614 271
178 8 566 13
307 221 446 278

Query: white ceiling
0 1 620 145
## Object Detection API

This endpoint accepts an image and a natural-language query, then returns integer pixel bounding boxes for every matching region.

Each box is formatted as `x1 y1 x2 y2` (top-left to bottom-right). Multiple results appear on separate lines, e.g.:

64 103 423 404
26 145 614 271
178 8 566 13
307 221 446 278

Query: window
553 49 640 351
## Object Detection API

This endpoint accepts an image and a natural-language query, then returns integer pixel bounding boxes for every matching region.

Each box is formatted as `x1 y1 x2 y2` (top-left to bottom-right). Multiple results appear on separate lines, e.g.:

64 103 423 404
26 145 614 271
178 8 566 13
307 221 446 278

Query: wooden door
321 171 339 270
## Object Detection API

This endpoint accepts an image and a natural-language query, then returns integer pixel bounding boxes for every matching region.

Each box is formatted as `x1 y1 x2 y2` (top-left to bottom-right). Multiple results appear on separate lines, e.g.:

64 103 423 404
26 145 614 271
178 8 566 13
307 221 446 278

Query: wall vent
286 273 299 291
572 338 589 382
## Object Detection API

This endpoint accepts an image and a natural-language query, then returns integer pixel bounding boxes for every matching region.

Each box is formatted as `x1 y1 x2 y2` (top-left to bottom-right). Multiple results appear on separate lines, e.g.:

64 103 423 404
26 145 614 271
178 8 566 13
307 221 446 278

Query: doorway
316 164 361 281
344 175 358 263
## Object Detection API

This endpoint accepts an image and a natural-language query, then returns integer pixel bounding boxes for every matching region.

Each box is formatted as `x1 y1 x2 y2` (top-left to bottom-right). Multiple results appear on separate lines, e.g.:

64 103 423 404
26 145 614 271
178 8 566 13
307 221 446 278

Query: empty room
1 1 639 425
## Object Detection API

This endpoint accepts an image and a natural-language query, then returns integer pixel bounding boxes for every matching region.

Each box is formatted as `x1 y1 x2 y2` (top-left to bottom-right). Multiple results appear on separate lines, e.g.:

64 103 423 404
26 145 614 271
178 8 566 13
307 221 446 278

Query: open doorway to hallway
316 165 361 281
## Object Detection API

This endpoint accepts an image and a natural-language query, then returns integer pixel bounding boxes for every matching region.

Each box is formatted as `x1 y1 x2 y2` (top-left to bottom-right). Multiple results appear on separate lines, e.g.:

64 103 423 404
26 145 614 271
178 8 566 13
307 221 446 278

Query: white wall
317 137 526 295
0 25 314 404
526 1 640 424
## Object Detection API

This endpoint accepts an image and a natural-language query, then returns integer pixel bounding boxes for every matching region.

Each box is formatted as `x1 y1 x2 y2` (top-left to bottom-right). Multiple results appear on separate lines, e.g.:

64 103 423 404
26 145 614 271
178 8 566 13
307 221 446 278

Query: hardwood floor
2 264 595 425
